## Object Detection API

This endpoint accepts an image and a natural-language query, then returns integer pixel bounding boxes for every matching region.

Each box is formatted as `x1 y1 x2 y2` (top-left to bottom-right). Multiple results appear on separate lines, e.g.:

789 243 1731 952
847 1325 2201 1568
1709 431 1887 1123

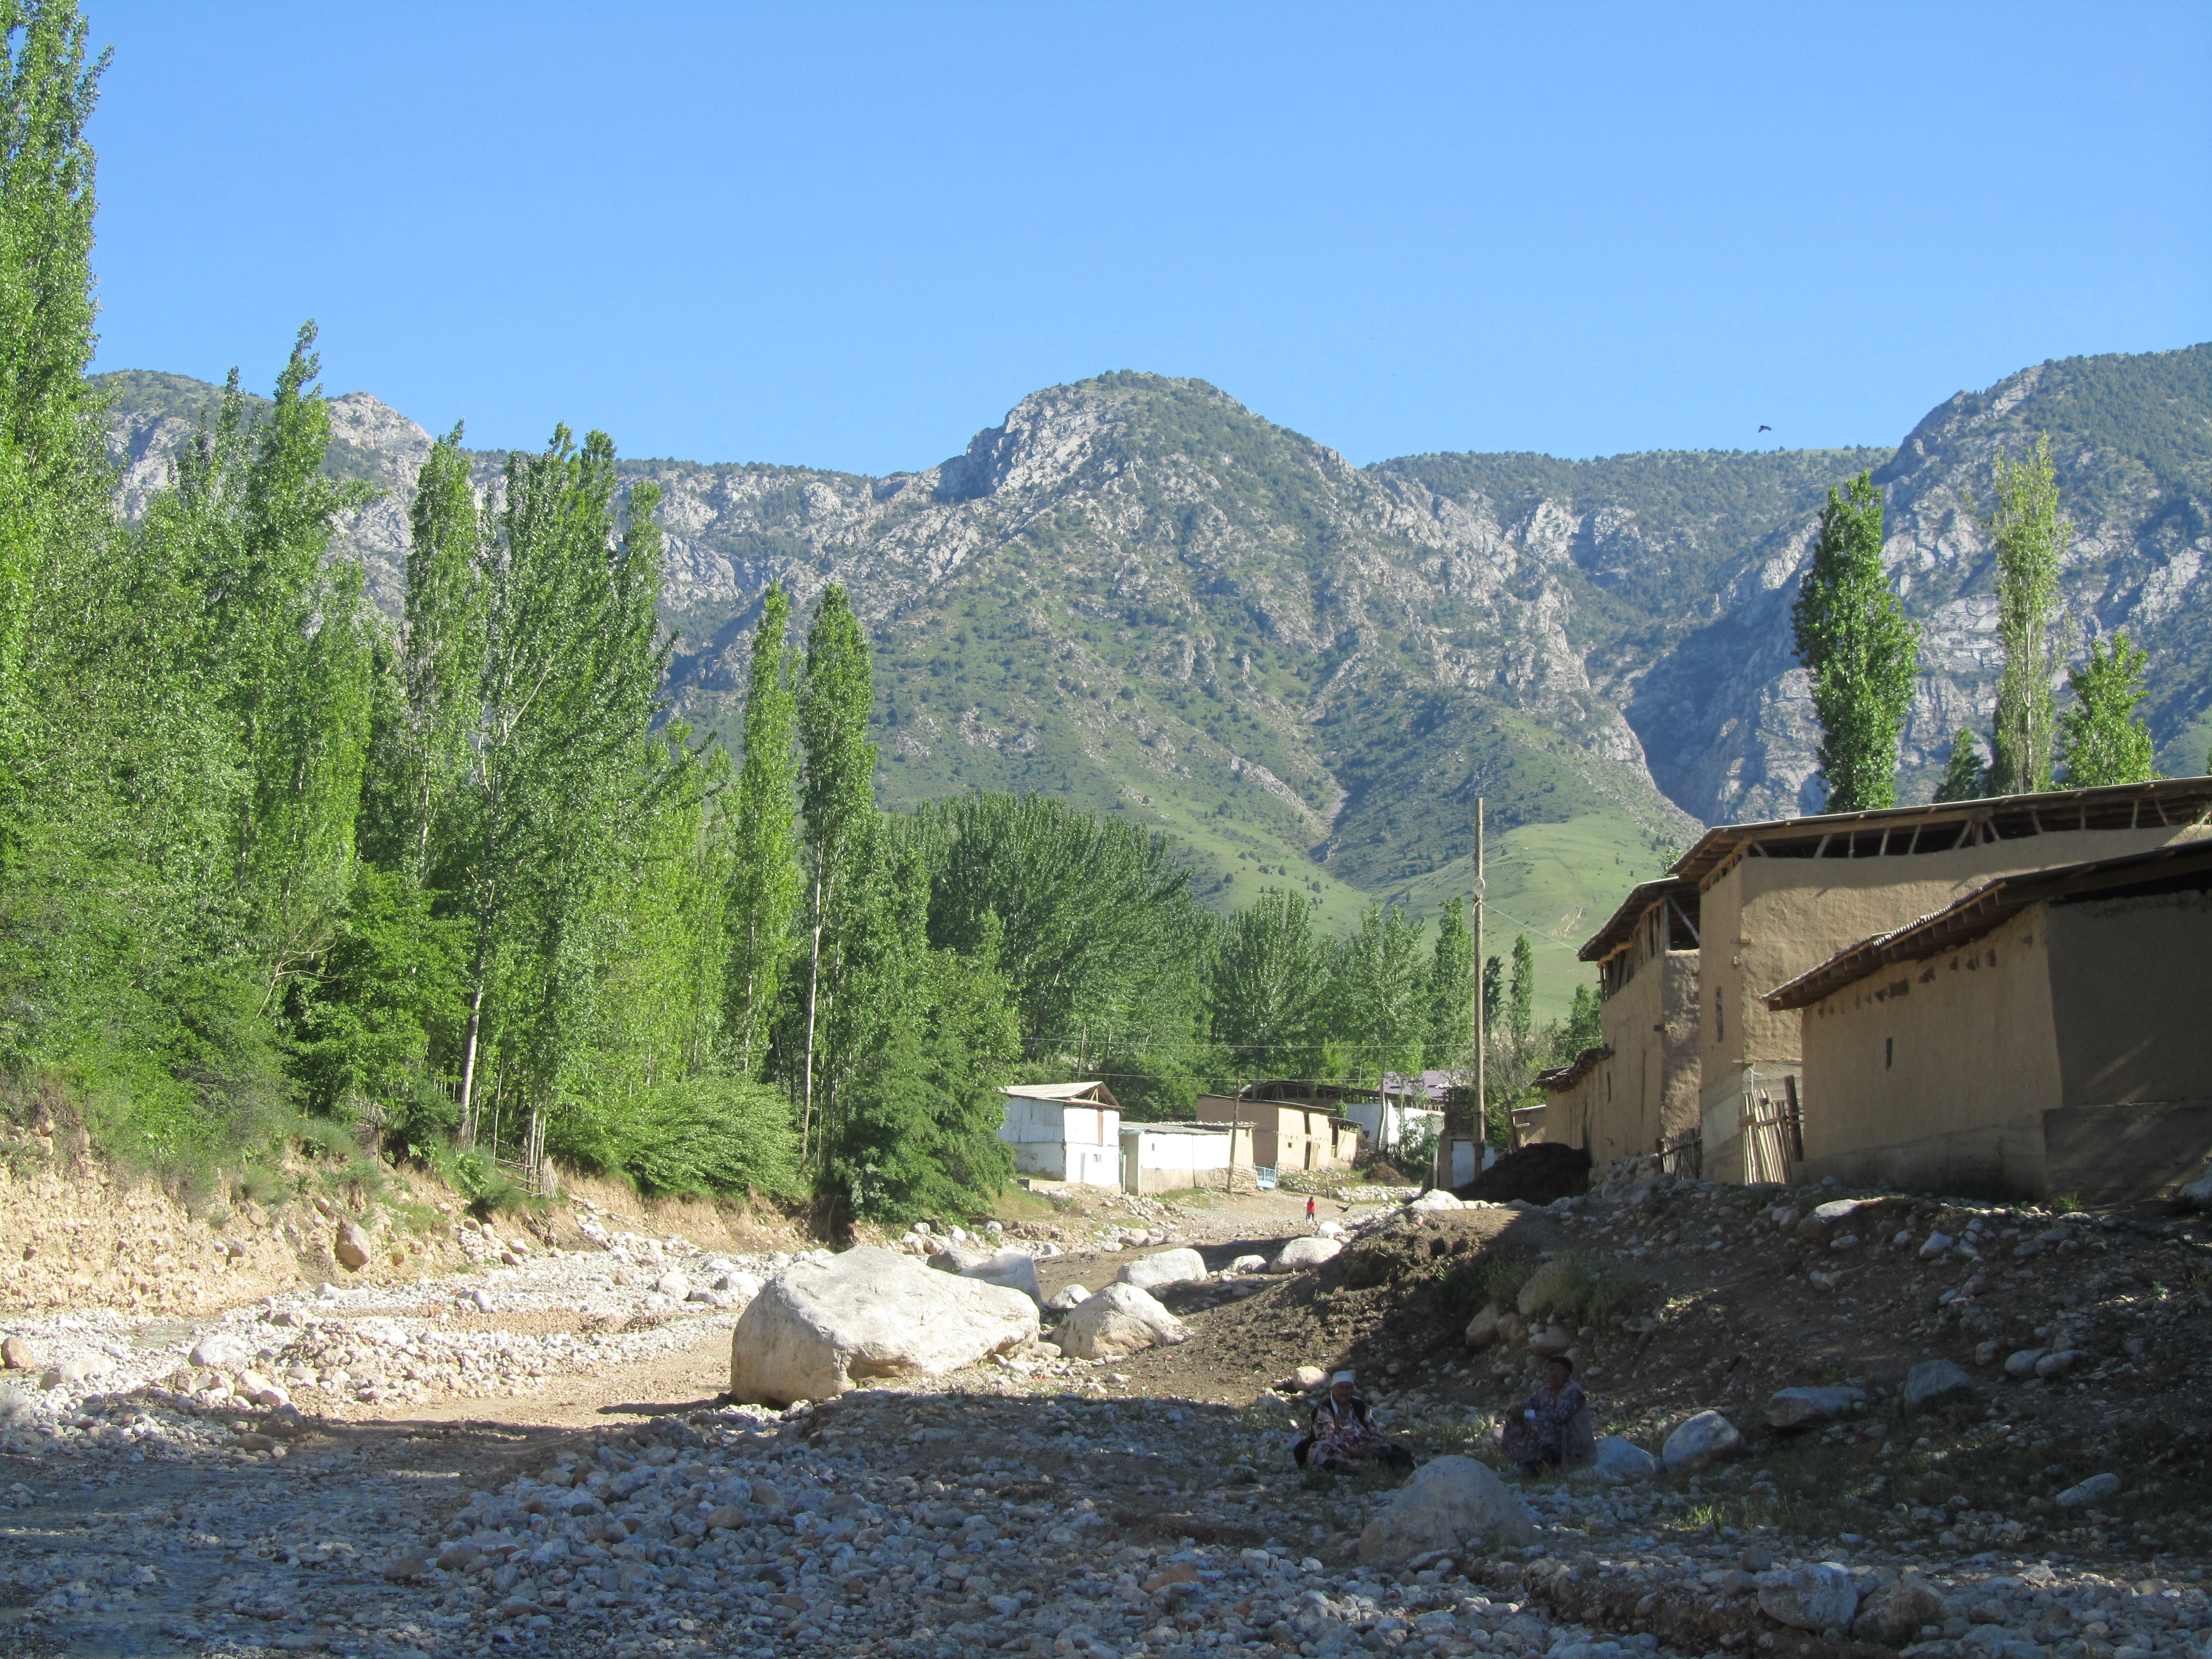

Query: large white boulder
2055 1472 2119 1508
1269 1237 1342 1273
1407 1189 1462 1211
1116 1247 1207 1291
1357 1455 1536 1561
1854 1576 1951 1645
1758 1563 1859 1631
928 1243 1044 1303
1903 1358 1978 1410
727 1246 1038 1404
1591 1436 1658 1481
1661 1410 1742 1467
189 1333 254 1369
1766 1386 1864 1430
1316 1219 1346 1238
1516 1256 1581 1318
1053 1282 1186 1359
1044 1283 1091 1311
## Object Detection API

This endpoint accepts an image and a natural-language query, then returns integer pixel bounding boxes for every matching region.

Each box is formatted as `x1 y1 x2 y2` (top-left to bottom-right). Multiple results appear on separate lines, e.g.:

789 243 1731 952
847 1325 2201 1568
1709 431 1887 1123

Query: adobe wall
2040 889 2212 1201
1698 822 2205 1114
1592 947 1701 1177
1793 905 2058 1196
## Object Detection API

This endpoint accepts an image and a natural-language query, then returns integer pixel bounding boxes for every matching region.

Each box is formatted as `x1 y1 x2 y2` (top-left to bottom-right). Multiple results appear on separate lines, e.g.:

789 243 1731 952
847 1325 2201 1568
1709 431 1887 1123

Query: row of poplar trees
0 2 1012 1217
1791 444 2169 815
0 0 1538 1216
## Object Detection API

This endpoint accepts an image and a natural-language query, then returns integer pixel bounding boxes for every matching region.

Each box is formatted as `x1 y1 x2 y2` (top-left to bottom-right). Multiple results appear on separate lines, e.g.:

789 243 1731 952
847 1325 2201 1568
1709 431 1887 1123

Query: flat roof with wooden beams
1578 877 1703 964
1763 840 2212 1012
1670 777 2212 891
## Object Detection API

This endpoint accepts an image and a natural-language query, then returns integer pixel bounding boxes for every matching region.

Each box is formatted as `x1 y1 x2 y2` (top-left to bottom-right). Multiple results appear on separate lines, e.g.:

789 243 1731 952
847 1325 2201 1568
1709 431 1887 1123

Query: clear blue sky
82 2 2212 475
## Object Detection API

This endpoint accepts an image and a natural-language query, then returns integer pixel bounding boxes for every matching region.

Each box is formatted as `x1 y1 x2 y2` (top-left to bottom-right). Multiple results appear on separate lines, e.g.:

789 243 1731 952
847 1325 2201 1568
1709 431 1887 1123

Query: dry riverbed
0 1182 2206 1659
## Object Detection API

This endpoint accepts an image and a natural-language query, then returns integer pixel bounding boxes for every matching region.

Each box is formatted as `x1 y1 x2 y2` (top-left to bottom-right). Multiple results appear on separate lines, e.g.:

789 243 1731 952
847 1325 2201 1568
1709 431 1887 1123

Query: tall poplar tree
391 423 484 879
0 0 106 822
1506 934 1535 1044
795 584 878 1165
725 583 802 1077
450 429 669 1161
1987 435 2070 796
1791 471 1919 813
1422 896 1476 1069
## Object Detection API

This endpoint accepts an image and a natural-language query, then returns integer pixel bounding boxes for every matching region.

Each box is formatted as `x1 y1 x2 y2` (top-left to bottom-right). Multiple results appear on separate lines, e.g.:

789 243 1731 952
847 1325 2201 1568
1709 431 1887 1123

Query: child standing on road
1306 1195 1317 1231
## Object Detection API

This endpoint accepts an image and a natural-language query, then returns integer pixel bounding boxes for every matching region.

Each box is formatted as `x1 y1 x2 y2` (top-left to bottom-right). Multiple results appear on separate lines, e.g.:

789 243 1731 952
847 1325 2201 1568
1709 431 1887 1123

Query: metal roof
1763 839 2212 1012
1670 776 2212 890
1578 877 1703 963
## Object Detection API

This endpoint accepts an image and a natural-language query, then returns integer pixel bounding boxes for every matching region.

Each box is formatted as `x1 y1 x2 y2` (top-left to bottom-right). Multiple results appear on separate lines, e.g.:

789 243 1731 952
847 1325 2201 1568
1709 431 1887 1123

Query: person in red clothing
1306 1195 1317 1231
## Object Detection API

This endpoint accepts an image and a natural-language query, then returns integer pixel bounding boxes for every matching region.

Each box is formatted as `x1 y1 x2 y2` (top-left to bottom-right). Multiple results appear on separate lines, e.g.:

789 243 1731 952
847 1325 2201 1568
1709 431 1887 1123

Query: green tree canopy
1931 729 1987 803
1790 470 1919 813
1988 435 2071 796
2056 633 2158 788
1208 886 1326 1081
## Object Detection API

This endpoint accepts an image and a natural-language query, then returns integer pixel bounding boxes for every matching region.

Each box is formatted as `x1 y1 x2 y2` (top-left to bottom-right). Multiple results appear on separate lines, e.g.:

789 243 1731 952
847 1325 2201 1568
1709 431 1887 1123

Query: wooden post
1226 1082 1239 1193
1473 796 1485 1165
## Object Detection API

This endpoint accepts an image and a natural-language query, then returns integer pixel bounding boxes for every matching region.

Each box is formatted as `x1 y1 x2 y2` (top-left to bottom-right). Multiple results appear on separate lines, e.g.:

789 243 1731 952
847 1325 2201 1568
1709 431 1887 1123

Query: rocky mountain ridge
93 346 2212 942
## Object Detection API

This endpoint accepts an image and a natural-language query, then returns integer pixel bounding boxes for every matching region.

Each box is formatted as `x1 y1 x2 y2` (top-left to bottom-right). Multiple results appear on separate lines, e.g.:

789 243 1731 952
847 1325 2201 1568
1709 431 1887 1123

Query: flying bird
1758 424 1772 433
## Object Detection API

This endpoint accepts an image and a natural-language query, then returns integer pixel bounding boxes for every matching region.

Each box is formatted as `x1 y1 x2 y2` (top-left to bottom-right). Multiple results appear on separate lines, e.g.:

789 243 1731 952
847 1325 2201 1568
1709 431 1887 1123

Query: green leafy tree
0 0 106 822
1422 895 1476 1069
725 583 802 1077
143 331 378 998
1931 729 1987 803
1334 903 1427 1093
1791 470 1919 812
447 429 671 1165
834 920 1021 1222
1208 887 1326 1081
383 423 483 878
1988 435 2071 795
911 790 1211 1112
2056 633 2158 788
1548 982 1601 1063
1507 934 1535 1044
795 584 880 1165
291 863 466 1141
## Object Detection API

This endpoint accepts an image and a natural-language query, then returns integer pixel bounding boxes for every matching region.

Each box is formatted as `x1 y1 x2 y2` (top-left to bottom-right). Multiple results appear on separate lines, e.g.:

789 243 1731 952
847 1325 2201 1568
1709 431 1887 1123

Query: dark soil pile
1456 1142 1590 1204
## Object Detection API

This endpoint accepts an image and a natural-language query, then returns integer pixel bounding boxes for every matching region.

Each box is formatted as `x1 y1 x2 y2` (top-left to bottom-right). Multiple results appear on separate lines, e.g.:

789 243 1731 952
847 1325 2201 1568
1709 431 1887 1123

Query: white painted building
996 1081 1122 1188
1118 1122 1238 1196
1338 1095 1443 1159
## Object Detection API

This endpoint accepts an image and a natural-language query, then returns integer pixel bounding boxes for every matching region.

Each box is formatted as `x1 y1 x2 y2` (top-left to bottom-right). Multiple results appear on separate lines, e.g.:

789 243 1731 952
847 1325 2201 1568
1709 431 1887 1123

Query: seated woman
1292 1372 1414 1474
1503 1355 1595 1474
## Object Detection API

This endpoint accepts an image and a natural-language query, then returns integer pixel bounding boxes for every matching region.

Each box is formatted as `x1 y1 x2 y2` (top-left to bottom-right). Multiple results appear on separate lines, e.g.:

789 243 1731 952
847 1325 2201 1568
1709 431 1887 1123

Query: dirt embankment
0 1119 816 1328
1049 1176 2211 1560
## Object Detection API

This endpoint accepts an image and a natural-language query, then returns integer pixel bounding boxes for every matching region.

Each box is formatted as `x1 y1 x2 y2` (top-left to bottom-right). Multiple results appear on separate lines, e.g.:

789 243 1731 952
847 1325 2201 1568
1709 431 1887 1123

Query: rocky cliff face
92 344 2212 904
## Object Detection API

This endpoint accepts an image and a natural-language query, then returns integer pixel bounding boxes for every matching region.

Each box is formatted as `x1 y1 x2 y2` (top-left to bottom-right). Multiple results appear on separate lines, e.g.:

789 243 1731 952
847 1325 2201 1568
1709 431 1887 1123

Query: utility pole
1438 796 1485 1192
1467 798 1486 1180
1226 1078 1241 1194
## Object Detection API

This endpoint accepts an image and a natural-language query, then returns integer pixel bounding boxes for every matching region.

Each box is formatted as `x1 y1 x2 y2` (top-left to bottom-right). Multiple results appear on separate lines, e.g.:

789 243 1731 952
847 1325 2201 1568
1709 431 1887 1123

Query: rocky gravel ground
0 1177 2206 1659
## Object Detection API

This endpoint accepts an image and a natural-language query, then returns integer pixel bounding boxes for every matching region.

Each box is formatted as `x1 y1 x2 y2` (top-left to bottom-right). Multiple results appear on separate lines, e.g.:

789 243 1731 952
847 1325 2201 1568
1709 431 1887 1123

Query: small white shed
1118 1121 1238 1195
997 1081 1122 1188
